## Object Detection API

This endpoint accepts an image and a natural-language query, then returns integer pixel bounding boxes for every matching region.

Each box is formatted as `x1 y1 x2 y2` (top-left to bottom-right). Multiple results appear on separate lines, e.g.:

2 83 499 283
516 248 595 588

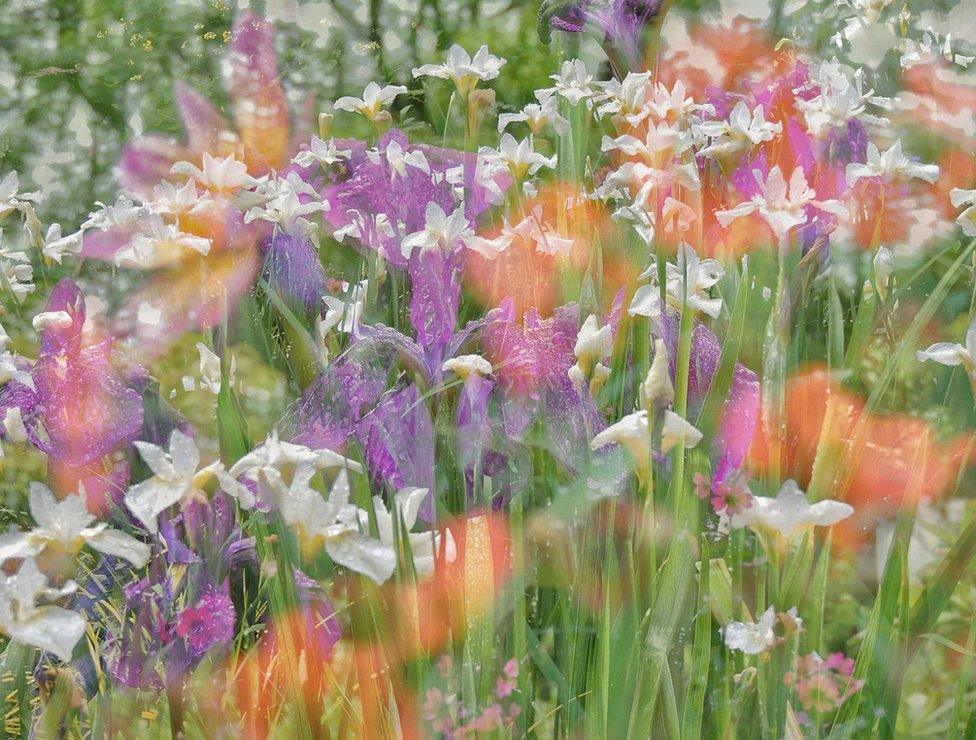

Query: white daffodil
630 243 725 319
728 479 853 539
227 429 362 509
171 152 257 194
846 141 940 186
716 166 848 244
916 314 976 376
366 486 456 578
0 558 85 662
697 102 782 159
244 172 328 232
442 354 493 380
320 280 367 338
367 139 430 180
721 606 805 655
125 430 239 532
40 224 83 265
595 72 654 127
479 134 556 181
334 82 407 121
292 136 353 169
0 483 149 568
412 44 506 95
949 188 976 237
400 202 475 259
280 466 397 584
547 59 595 107
498 92 569 136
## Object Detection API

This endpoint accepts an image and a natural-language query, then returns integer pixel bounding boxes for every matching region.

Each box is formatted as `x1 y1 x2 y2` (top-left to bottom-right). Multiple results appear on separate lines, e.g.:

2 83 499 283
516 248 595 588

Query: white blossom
171 152 257 194
367 139 430 180
916 314 976 376
498 93 569 136
366 487 456 578
334 82 408 121
697 102 782 159
0 558 85 661
479 134 556 181
412 44 506 94
292 136 353 169
547 59 595 106
846 141 940 186
442 354 493 380
630 243 725 319
400 202 475 258
0 483 149 568
949 188 976 237
40 224 83 264
727 479 853 539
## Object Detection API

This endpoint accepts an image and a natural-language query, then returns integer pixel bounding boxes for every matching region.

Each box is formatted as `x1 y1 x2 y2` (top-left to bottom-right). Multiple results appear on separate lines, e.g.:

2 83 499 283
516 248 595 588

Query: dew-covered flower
797 61 886 137
716 166 848 243
0 171 41 222
125 430 237 533
196 342 223 394
590 408 701 479
845 141 940 186
0 558 85 662
697 101 782 159
442 354 493 380
227 429 361 509
401 202 475 258
365 486 457 577
291 136 352 169
722 606 803 654
368 138 431 180
595 71 653 127
0 483 149 568
916 314 976 376
630 243 724 319
171 152 258 195
640 338 673 408
710 471 754 516
479 134 557 181
727 479 853 539
334 82 408 121
412 44 506 95
243 171 327 231
320 280 368 337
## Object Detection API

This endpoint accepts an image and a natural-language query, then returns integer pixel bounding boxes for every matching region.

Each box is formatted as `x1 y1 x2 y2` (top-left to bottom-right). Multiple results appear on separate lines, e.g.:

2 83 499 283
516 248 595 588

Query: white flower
595 72 654 126
81 195 151 232
171 152 257 194
796 62 886 136
846 141 940 186
412 44 506 95
479 134 556 181
125 430 238 532
227 430 362 509
471 205 573 260
367 139 430 180
0 171 41 222
334 82 407 121
630 243 725 319
281 467 396 584
244 172 328 232
3 406 28 442
195 342 224 394
442 354 493 381
917 314 976 376
716 166 848 243
660 410 703 454
40 224 83 264
900 32 974 69
548 59 595 106
0 237 35 303
573 315 613 373
697 102 782 159
647 79 709 123
292 136 353 169
498 94 569 136
366 487 456 578
728 479 853 538
400 202 475 258
641 339 674 408
333 211 396 245
320 280 367 336
0 558 85 662
151 180 202 218
115 216 212 267
722 606 777 654
0 349 32 390
602 120 690 164
31 310 73 333
949 188 976 237
0 483 149 568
